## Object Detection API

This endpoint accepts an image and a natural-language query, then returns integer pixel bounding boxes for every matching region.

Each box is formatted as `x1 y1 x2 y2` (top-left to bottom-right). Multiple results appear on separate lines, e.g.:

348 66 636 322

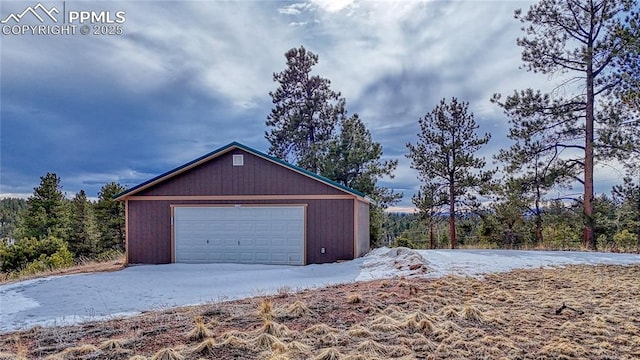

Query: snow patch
356 247 429 281
0 289 40 314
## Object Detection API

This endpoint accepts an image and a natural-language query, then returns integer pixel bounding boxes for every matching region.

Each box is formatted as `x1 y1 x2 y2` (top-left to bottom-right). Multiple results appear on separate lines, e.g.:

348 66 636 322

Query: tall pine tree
94 182 126 252
266 46 346 173
406 98 492 249
320 114 401 244
266 46 400 245
16 173 71 241
68 190 100 258
493 0 640 249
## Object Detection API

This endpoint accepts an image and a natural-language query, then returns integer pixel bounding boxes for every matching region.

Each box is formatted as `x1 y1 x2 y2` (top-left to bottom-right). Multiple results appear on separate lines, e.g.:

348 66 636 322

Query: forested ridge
0 174 125 276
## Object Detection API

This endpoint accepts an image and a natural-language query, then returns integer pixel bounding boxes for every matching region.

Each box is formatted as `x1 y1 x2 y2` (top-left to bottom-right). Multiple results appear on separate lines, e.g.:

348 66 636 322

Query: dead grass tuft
215 335 248 349
376 291 401 299
264 353 290 360
256 320 290 337
319 332 339 346
253 333 285 350
370 314 403 325
59 344 99 357
314 347 342 360
404 318 435 333
381 305 405 316
286 341 311 354
271 340 287 354
219 329 247 340
98 338 124 350
433 320 461 341
539 339 587 359
284 300 312 317
356 339 388 357
407 334 437 352
186 316 213 341
405 310 433 323
191 338 216 355
438 305 460 319
304 323 340 336
460 304 486 323
257 299 274 321
128 356 148 360
347 325 373 338
150 348 183 360
347 293 363 304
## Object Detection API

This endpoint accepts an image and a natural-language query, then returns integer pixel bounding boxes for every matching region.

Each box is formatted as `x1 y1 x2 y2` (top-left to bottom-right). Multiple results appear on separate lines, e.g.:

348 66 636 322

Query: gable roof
115 142 367 201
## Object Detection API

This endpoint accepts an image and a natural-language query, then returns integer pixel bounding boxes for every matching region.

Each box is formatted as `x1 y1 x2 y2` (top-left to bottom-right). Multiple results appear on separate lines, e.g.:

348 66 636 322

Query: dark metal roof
115 141 367 200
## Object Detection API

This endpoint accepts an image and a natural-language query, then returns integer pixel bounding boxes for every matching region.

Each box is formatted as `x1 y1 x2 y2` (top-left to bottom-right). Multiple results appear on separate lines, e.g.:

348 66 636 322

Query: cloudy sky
0 0 629 210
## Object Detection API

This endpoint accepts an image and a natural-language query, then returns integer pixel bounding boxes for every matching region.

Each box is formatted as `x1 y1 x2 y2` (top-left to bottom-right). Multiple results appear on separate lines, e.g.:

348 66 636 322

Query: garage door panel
174 206 305 265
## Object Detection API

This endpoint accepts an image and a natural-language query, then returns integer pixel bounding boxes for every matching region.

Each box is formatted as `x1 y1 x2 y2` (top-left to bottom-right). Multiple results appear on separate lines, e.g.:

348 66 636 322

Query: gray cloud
2 0 624 208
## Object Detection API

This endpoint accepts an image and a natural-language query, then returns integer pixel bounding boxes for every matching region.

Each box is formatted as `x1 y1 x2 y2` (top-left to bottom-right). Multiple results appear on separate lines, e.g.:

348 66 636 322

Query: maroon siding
124 146 368 265
137 150 345 196
127 198 355 265
128 200 172 264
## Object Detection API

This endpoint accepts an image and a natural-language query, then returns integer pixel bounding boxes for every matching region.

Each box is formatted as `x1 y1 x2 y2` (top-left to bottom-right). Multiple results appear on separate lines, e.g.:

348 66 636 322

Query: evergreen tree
406 98 492 249
490 177 535 248
493 0 640 249
411 183 445 249
321 114 400 206
0 198 27 239
68 190 100 258
493 108 576 245
320 114 401 245
266 46 399 246
612 176 640 251
94 182 126 252
16 173 71 241
266 45 346 173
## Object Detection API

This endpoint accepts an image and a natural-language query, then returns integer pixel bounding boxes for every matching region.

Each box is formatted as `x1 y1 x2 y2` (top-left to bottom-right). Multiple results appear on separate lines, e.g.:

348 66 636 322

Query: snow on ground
1 248 640 333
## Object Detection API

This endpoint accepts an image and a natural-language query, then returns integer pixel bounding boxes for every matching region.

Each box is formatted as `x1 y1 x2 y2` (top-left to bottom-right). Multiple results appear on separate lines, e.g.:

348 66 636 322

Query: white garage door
174 206 305 265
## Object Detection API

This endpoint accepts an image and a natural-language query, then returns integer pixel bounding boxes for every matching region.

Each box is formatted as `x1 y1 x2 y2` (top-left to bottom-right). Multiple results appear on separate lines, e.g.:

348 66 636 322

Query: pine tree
68 190 100 259
321 114 400 205
16 173 71 241
0 198 27 239
94 182 126 252
493 0 640 249
612 176 640 251
406 98 492 249
266 45 346 173
319 114 401 245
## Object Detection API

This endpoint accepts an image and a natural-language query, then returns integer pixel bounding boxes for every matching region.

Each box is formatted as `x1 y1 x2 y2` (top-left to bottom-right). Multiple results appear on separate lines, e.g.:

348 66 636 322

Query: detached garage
115 142 370 265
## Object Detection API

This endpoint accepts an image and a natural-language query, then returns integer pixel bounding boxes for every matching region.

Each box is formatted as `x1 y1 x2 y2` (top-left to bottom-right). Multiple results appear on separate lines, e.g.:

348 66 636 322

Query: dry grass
304 323 339 336
281 300 312 318
257 299 275 321
185 316 213 341
3 263 640 359
314 347 342 360
190 338 216 355
253 333 284 350
346 293 363 304
0 256 125 286
150 348 183 360
255 320 290 337
347 325 372 338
